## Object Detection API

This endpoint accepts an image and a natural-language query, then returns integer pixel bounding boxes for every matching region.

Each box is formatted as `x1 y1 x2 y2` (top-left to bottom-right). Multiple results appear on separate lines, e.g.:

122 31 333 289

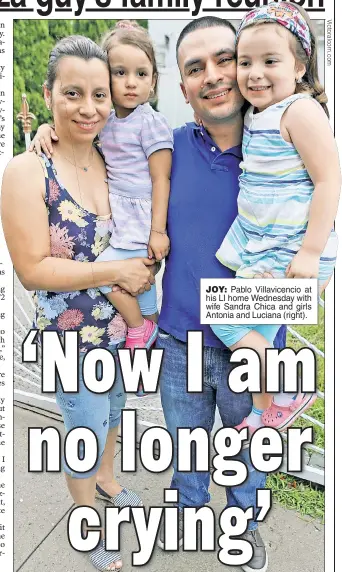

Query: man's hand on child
148 230 170 261
286 248 320 278
29 124 58 158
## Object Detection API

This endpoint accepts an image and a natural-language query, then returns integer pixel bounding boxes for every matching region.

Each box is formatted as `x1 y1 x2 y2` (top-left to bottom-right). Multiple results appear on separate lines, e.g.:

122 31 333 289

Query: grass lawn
266 305 325 522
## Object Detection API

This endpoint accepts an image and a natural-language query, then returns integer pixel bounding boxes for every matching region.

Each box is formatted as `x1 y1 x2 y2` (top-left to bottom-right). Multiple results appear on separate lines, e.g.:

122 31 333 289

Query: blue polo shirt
159 122 286 349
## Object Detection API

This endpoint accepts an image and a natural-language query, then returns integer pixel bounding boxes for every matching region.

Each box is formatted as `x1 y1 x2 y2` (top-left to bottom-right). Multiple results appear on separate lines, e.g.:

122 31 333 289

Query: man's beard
202 100 242 123
199 84 243 123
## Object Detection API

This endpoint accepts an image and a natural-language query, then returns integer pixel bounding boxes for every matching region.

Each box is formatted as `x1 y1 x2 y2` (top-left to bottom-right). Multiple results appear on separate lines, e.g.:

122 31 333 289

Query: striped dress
216 93 338 280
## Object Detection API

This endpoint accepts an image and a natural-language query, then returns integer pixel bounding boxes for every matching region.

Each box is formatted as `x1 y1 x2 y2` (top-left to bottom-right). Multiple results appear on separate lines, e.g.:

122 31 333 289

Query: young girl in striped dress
212 2 340 433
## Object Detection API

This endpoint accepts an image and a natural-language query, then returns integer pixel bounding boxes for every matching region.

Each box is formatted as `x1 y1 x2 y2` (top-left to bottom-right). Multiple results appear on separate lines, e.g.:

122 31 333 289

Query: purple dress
33 153 127 351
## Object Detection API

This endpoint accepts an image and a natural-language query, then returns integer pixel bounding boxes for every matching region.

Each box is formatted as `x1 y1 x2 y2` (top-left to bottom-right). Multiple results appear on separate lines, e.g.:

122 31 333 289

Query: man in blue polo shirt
156 17 286 572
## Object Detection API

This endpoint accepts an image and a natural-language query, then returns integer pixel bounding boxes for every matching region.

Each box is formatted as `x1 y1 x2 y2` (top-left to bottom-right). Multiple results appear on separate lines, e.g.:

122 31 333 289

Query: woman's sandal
96 484 143 508
261 393 317 430
90 540 122 571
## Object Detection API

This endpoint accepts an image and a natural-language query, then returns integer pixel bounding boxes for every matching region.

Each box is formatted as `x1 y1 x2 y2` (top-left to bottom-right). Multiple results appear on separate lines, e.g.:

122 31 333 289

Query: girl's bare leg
143 312 158 323
106 291 143 327
230 330 273 413
105 295 158 329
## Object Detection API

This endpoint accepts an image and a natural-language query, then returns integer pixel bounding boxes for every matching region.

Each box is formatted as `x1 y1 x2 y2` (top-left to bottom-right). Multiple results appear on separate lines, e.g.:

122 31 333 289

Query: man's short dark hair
176 17 236 63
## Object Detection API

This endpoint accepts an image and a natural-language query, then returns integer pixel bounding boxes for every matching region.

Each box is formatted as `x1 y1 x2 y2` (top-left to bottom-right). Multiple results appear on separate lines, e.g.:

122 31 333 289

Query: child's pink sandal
124 320 158 397
261 393 317 431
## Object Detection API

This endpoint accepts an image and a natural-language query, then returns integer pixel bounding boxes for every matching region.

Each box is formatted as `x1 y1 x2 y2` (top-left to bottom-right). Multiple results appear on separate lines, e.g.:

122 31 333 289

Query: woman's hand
286 248 320 279
112 259 161 294
29 124 58 158
115 258 155 296
148 231 170 261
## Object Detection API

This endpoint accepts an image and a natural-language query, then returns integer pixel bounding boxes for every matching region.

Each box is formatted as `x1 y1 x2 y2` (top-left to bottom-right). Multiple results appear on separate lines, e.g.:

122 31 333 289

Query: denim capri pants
55 347 126 478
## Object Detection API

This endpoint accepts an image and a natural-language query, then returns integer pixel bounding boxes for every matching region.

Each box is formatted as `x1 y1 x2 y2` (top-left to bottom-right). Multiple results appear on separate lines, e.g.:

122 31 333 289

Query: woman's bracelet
151 228 167 235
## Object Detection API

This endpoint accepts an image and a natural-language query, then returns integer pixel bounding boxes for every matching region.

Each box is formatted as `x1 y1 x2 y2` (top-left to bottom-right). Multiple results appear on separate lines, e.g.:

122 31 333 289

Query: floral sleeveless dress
33 152 127 350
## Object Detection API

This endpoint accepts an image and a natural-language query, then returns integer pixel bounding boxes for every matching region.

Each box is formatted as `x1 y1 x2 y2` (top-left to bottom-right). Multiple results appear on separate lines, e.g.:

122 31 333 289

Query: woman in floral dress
1 36 155 571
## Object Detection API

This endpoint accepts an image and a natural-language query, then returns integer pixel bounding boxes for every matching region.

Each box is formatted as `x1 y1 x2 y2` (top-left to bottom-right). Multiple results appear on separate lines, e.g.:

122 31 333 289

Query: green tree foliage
14 20 53 154
14 20 147 154
73 20 118 42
